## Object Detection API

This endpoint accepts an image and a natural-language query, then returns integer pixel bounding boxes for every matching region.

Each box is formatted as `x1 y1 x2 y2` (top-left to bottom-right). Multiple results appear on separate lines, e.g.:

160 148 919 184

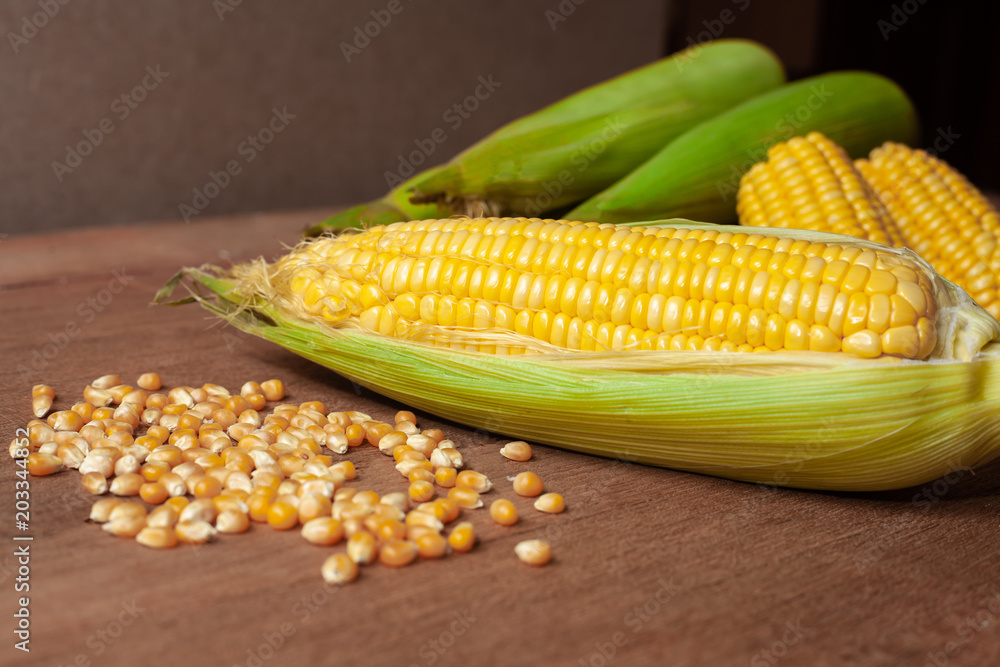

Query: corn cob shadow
156 233 1000 493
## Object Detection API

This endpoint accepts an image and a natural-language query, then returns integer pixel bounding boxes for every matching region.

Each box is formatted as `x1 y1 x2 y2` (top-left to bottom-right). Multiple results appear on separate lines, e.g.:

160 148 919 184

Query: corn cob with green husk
159 217 1000 492
736 132 1000 319
568 71 919 224
305 39 785 236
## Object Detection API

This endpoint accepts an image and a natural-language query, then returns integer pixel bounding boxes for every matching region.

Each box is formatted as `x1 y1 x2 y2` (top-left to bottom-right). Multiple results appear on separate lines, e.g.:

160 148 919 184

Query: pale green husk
158 221 1000 492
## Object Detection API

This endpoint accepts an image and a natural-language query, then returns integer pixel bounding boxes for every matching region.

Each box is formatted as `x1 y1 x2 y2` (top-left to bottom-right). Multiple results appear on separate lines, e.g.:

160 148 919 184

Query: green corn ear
568 71 919 224
307 39 785 236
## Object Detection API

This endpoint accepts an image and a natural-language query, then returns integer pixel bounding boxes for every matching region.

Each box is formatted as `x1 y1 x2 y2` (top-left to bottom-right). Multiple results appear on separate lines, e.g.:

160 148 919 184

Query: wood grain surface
2 210 999 667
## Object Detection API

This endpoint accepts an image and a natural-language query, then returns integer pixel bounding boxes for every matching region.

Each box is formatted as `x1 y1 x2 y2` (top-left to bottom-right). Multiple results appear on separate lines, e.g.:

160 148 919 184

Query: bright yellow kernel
533 492 565 514
489 499 519 526
408 480 435 503
261 379 286 402
266 500 299 530
512 471 544 497
456 470 492 493
379 539 419 567
415 532 448 558
447 521 475 553
137 373 162 391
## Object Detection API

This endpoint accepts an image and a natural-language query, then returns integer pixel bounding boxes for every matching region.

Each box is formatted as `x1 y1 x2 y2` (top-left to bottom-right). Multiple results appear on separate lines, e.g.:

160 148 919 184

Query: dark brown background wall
2 0 997 236
0 0 667 235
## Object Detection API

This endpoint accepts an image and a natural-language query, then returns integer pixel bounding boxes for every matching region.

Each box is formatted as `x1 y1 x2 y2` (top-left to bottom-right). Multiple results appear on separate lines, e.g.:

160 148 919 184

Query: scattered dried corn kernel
27 452 63 476
216 509 250 534
448 522 476 553
89 498 123 523
515 539 552 566
415 532 448 558
267 501 299 530
175 520 217 544
136 526 177 549
139 482 169 505
379 539 419 567
447 487 483 509
534 493 565 514
321 553 358 585
408 480 435 503
489 499 519 526
261 379 285 402
500 441 532 462
347 531 376 564
512 471 544 497
81 471 109 495
456 470 492 493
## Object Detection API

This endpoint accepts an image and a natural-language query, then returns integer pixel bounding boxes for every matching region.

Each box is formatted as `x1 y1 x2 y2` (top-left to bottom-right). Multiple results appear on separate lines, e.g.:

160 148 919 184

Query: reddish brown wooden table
2 210 999 667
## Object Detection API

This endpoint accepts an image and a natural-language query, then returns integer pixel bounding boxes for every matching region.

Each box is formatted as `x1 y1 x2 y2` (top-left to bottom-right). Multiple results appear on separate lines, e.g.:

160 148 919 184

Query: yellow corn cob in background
251 217 948 360
856 144 1000 318
737 132 900 247
737 132 1000 319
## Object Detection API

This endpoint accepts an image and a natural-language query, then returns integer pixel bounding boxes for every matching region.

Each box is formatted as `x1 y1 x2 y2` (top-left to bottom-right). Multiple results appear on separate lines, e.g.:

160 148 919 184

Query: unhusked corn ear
737 132 900 247
856 143 1000 318
568 72 918 224
307 39 784 235
260 217 943 360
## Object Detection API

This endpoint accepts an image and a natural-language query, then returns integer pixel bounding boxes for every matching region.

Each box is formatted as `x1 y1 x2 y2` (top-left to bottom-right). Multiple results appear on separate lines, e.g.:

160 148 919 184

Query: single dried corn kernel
415 532 448 558
261 379 286 402
379 539 418 567
347 531 376 564
489 499 519 526
512 471 544 497
448 522 475 553
447 487 483 509
89 498 123 522
110 473 143 496
27 452 64 476
408 480 435 503
175 520 217 544
147 505 179 528
139 482 169 505
515 539 552 566
534 493 565 514
81 471 109 495
104 514 147 537
500 441 532 462
136 526 178 549
267 500 299 530
301 517 345 545
216 509 250 534
456 470 492 494
321 553 358 585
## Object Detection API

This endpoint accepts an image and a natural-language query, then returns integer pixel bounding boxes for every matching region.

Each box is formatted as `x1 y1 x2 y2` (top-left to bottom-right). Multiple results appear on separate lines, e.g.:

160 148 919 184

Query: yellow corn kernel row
737 132 1000 319
269 217 941 360
13 377 558 578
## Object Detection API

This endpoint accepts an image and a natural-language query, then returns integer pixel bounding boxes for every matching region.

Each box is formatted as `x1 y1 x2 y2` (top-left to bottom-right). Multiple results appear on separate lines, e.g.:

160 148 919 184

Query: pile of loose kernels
14 375 562 583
